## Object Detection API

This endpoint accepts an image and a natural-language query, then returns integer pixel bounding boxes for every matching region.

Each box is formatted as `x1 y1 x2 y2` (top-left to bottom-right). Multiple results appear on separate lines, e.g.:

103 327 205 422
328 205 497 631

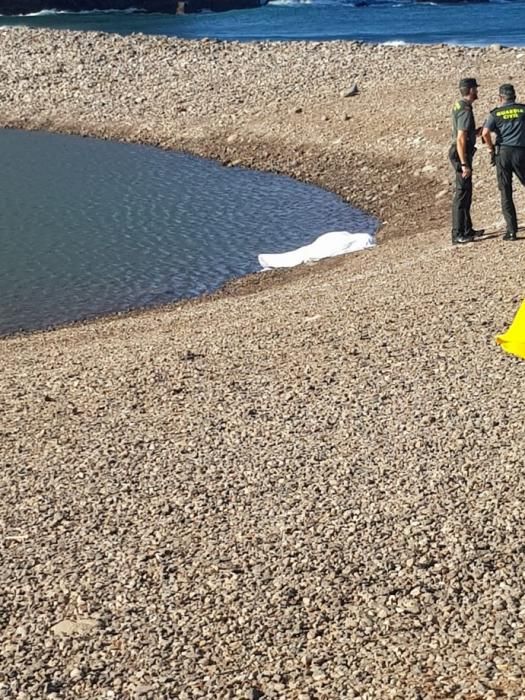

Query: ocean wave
270 0 312 5
270 0 369 5
267 0 414 6
13 6 142 16
269 0 517 5
7 0 516 12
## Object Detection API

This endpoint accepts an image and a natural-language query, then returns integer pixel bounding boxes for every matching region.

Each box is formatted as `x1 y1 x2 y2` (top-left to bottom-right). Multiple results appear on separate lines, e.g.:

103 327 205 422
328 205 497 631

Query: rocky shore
2 28 525 699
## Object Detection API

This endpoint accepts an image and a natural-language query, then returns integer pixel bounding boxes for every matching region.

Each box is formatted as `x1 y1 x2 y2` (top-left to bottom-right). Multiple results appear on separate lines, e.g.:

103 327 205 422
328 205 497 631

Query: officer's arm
481 126 494 146
456 129 470 172
482 126 494 153
482 126 497 166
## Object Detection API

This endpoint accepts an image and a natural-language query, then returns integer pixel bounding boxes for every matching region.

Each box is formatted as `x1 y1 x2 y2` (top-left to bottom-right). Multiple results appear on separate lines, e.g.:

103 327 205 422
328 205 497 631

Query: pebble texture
1 28 525 699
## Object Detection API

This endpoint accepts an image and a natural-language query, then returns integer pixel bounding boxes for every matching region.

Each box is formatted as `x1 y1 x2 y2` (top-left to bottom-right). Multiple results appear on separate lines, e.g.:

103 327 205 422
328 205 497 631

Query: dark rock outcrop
0 0 266 14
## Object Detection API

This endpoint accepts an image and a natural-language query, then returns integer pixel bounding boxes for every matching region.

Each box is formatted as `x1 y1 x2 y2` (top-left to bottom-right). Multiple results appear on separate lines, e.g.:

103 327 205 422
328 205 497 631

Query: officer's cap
499 83 516 99
459 77 479 90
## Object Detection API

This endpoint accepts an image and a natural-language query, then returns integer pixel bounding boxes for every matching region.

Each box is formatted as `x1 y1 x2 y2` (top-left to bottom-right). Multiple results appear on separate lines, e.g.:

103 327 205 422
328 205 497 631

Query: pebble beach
2 27 525 699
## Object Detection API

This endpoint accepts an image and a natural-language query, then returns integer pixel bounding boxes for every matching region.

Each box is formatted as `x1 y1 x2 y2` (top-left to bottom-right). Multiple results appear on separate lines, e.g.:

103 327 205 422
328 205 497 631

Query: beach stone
340 83 359 97
50 619 100 636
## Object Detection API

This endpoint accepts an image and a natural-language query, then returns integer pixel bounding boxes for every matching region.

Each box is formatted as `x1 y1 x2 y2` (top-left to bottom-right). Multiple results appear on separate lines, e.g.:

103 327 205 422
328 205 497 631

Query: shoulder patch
454 100 471 112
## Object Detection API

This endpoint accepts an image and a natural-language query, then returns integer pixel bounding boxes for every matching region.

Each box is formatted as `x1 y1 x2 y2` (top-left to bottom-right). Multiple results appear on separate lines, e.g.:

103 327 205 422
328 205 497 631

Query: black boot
453 233 474 245
467 228 485 238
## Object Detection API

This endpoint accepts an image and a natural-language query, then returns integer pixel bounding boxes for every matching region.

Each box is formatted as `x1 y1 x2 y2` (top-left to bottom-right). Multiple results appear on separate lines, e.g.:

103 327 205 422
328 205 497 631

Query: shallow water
2 1 525 46
0 129 375 336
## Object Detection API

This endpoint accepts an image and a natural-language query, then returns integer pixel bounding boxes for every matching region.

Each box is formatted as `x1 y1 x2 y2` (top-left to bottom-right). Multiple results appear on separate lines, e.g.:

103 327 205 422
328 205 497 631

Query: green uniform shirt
451 98 476 155
484 101 525 147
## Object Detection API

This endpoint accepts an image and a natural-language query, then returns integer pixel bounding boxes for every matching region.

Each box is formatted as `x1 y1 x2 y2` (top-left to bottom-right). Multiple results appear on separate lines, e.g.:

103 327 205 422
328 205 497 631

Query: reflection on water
0 129 376 336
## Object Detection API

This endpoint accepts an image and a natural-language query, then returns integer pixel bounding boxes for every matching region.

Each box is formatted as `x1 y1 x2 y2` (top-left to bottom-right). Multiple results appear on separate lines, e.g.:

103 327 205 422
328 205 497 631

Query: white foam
380 39 408 45
13 6 141 16
269 0 354 6
269 0 315 6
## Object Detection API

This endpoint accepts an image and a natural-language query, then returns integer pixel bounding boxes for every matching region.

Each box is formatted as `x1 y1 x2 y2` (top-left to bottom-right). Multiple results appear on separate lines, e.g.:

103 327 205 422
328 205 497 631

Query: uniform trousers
496 145 525 235
451 155 473 239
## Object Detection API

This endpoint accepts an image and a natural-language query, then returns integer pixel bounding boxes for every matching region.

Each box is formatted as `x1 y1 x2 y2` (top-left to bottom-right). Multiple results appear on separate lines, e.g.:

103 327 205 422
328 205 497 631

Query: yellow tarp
496 300 525 359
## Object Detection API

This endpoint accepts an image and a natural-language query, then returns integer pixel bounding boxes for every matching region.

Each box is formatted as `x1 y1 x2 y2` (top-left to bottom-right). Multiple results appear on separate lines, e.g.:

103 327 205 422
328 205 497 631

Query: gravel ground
1 28 525 699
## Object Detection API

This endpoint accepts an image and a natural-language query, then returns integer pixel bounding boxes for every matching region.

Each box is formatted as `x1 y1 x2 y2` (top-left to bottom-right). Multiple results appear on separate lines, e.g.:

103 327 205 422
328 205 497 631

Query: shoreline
1 28 522 241
0 124 378 341
0 28 489 340
0 126 380 341
0 246 370 340
3 28 525 698
0 30 455 234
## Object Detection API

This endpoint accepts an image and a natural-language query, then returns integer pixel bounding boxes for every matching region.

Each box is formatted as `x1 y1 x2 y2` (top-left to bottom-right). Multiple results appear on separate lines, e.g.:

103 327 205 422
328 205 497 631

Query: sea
1 0 525 47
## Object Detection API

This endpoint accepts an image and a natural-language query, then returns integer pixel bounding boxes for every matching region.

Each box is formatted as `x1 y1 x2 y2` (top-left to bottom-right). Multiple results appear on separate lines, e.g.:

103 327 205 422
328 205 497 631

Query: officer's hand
490 152 496 167
461 164 472 179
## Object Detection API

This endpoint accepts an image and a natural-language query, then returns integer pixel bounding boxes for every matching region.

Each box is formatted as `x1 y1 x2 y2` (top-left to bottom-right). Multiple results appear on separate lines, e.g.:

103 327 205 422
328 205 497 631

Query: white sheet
258 231 375 270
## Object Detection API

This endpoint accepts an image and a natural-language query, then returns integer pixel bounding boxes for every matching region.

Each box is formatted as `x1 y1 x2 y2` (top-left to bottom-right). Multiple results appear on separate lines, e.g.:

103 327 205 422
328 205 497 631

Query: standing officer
482 83 525 241
450 77 483 245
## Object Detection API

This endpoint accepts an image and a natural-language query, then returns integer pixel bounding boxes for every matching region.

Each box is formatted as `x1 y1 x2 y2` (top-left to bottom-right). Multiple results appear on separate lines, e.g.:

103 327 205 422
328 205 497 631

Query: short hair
499 83 516 100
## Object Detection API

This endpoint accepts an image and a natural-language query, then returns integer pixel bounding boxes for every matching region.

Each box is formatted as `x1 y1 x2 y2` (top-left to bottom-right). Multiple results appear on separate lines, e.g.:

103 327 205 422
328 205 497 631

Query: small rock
401 600 421 615
340 83 359 97
311 667 326 681
50 618 100 636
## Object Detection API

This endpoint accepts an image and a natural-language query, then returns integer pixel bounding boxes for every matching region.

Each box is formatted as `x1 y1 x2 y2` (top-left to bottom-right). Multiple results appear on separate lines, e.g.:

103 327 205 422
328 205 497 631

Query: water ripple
0 129 376 336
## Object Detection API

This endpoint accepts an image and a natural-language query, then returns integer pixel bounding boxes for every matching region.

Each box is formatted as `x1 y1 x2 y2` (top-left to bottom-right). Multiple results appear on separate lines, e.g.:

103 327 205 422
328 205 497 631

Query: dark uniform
484 87 525 239
450 97 477 242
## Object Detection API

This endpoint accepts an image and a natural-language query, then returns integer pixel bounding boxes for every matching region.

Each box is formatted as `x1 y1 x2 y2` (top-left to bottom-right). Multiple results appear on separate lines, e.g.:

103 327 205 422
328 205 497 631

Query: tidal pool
0 129 376 335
